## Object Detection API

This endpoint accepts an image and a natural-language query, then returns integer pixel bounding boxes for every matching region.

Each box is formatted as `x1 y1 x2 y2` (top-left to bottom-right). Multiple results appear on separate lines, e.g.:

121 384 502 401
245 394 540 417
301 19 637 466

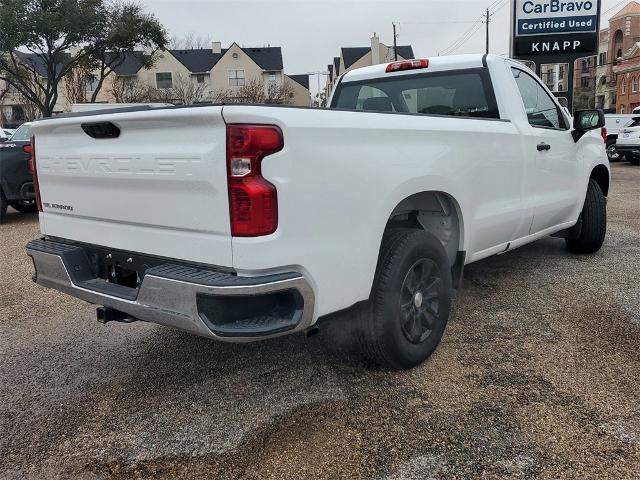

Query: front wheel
566 179 607 254
358 229 453 370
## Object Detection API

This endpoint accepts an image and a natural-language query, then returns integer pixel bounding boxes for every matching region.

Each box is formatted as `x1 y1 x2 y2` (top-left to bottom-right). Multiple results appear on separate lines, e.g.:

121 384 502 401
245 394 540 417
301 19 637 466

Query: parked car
614 116 640 165
25 54 609 370
603 114 636 162
0 122 36 222
0 128 11 142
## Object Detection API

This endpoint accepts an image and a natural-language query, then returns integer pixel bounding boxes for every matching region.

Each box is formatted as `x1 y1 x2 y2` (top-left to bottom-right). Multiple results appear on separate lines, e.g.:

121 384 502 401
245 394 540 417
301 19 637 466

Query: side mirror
572 109 605 141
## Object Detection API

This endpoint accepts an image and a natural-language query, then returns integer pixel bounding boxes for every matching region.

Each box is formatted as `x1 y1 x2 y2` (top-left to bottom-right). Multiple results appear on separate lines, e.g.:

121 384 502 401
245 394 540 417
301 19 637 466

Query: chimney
371 33 380 65
212 41 222 54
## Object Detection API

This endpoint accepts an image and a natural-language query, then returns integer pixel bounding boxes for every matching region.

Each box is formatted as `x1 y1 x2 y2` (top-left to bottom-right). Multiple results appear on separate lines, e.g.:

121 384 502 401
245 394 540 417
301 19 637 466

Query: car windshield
627 117 640 128
10 124 31 141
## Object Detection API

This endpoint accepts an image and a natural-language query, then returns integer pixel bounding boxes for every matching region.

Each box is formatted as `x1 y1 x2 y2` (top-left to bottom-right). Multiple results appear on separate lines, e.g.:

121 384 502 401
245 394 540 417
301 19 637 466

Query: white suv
615 116 640 165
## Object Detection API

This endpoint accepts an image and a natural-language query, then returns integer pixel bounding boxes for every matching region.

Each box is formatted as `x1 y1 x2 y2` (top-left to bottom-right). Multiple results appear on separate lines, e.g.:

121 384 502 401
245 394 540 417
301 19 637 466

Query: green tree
0 0 167 117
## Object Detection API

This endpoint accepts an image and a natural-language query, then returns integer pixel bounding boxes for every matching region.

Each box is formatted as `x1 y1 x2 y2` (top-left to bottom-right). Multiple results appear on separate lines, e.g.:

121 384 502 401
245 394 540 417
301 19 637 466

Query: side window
511 67 565 129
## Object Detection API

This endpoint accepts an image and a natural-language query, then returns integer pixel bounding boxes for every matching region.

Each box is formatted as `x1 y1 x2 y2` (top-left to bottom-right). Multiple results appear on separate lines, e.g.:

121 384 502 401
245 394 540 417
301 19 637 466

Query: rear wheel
566 179 607 254
9 200 37 213
358 229 452 370
630 154 640 166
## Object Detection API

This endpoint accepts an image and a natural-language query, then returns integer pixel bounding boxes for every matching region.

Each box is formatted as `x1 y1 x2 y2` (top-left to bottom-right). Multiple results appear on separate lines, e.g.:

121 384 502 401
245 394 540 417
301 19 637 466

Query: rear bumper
614 144 640 153
26 238 315 342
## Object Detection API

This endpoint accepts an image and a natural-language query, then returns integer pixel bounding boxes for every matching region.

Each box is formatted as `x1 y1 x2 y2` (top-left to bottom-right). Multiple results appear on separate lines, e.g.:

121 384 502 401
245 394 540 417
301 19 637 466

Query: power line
603 0 629 15
439 0 508 55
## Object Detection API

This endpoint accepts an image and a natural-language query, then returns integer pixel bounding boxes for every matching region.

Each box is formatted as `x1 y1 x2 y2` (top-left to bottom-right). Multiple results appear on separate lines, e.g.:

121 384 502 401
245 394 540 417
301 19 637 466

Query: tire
358 228 453 370
566 179 607 254
9 200 37 213
0 189 7 225
606 141 624 162
630 155 640 166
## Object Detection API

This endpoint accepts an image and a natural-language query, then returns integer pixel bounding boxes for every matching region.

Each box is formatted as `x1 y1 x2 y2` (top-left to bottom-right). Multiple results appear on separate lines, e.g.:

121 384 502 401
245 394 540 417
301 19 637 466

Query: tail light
386 59 429 73
25 136 42 212
226 124 283 237
601 127 607 144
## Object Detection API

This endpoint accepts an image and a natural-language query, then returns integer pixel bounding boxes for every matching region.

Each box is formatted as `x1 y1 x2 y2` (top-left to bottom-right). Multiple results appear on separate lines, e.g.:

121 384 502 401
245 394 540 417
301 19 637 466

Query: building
595 28 615 110
610 2 640 113
573 55 597 109
325 34 415 99
0 41 311 125
109 42 310 106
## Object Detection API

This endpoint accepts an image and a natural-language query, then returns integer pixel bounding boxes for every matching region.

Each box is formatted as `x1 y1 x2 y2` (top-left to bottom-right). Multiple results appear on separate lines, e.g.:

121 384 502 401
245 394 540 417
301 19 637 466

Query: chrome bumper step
26 238 315 342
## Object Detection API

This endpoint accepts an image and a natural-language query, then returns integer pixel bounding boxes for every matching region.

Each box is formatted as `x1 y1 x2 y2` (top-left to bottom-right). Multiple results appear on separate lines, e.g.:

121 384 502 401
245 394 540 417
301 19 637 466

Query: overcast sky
138 0 632 94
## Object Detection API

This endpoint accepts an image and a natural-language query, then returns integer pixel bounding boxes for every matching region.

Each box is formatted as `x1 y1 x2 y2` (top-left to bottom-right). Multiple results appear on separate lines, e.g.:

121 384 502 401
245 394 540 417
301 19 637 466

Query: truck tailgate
31 106 233 267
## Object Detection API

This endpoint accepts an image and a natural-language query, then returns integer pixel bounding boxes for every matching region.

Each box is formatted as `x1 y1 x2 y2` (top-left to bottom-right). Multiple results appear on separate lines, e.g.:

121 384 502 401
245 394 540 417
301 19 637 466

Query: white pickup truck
26 54 609 370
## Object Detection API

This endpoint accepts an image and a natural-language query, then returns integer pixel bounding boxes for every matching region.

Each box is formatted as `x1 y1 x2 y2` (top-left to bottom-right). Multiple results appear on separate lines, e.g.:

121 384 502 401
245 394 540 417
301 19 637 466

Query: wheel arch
590 164 610 197
385 190 465 267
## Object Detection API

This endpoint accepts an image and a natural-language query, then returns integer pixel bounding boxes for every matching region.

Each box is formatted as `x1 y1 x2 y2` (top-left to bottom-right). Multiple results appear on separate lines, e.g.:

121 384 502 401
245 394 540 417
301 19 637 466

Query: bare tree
108 76 154 103
0 73 43 122
217 77 295 105
267 78 295 105
169 73 209 105
63 60 94 106
169 32 214 50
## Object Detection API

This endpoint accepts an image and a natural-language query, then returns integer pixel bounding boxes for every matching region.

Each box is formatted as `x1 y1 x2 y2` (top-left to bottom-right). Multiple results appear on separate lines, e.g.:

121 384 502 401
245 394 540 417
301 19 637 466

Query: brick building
609 2 640 112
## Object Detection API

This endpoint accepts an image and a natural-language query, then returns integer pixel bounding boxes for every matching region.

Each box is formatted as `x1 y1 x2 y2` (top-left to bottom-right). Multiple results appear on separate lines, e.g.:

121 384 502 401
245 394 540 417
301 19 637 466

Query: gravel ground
1 163 639 480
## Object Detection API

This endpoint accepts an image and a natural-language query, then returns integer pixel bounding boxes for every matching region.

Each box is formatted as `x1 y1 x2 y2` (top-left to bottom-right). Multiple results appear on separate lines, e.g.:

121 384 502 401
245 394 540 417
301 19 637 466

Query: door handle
537 142 551 152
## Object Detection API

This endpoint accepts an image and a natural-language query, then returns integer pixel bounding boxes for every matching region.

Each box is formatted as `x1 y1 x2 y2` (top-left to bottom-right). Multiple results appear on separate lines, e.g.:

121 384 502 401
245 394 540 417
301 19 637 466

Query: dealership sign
513 0 600 56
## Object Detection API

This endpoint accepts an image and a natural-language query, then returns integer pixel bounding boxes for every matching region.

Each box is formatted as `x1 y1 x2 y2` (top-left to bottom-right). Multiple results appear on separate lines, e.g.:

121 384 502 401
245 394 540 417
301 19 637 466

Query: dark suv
0 123 36 223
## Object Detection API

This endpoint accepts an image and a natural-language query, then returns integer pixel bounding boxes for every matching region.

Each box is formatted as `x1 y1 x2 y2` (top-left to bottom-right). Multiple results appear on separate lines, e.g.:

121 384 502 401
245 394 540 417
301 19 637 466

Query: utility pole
307 71 329 107
392 22 398 60
484 8 490 54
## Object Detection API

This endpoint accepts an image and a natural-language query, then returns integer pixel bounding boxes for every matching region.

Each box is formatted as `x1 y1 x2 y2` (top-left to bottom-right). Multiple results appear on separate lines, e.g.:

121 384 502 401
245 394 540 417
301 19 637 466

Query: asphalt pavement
1 163 639 479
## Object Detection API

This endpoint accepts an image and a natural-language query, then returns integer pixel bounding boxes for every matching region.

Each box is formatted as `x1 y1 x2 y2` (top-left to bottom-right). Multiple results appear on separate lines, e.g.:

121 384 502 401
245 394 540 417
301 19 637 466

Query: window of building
333 69 499 119
633 76 639 92
541 63 569 93
85 74 100 91
268 72 277 84
195 74 206 84
581 59 588 73
622 77 627 94
511 67 566 130
229 70 245 87
580 77 590 88
232 52 239 60
156 72 173 89
599 52 607 66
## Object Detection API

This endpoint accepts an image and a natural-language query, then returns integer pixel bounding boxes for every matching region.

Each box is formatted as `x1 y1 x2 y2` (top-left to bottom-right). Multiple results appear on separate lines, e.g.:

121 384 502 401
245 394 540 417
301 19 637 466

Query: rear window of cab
331 69 499 119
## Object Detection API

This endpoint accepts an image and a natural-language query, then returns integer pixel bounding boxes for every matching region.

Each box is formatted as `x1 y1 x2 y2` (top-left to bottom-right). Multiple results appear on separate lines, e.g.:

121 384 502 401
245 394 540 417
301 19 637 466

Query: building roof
288 74 310 89
395 46 415 60
169 49 222 73
611 1 640 19
333 57 340 75
170 46 283 73
16 52 66 77
243 47 283 71
342 47 370 68
106 51 145 76
341 45 415 68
